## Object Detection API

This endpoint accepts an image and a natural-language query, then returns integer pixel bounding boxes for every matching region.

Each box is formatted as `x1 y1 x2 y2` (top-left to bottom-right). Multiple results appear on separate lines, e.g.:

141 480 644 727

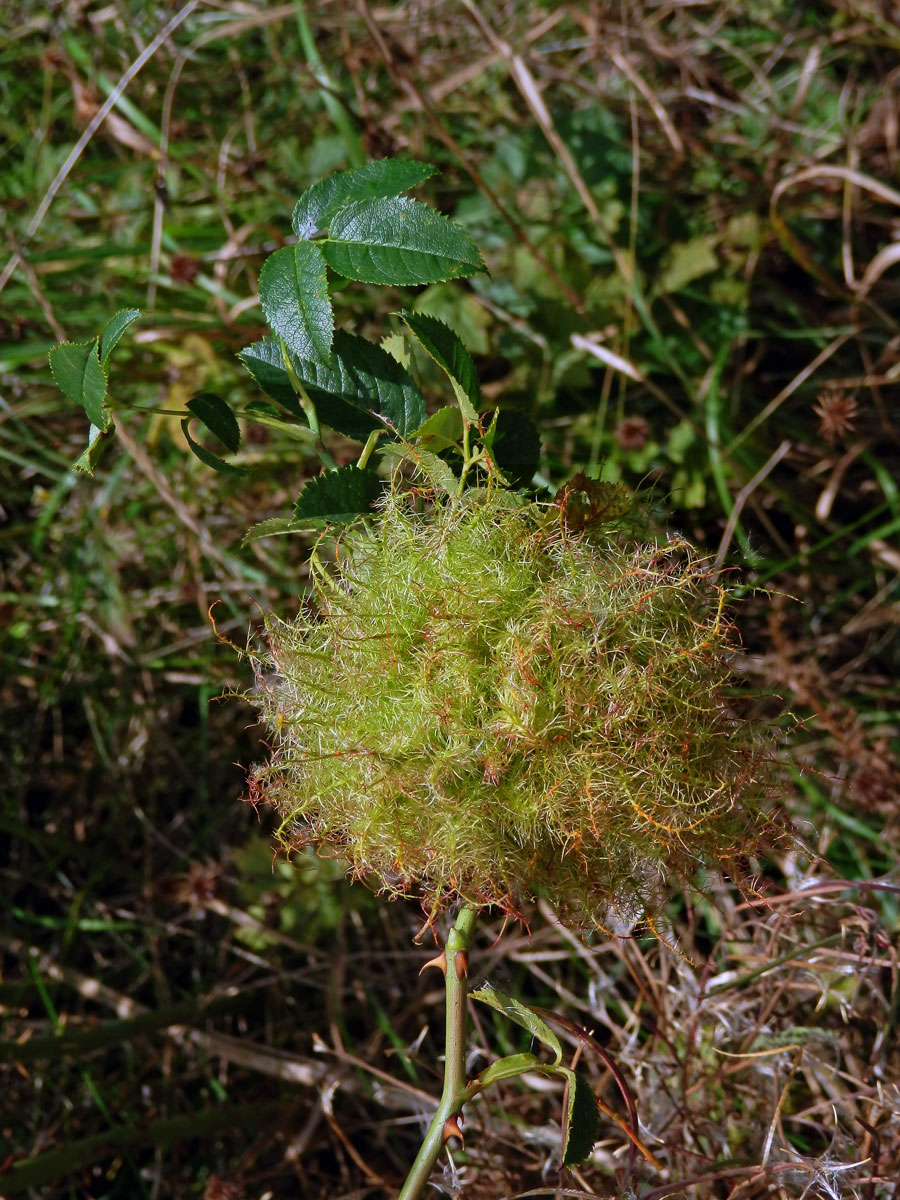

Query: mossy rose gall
248 486 777 929
52 160 785 1189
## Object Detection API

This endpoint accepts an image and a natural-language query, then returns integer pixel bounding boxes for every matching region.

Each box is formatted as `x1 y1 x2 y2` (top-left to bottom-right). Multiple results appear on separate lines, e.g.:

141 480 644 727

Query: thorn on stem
420 951 447 976
442 1115 464 1146
454 949 469 979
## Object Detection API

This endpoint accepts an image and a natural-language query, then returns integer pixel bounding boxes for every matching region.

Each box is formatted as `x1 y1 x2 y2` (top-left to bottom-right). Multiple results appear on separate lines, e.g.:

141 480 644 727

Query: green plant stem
357 428 382 469
398 904 479 1200
455 422 484 495
280 341 338 469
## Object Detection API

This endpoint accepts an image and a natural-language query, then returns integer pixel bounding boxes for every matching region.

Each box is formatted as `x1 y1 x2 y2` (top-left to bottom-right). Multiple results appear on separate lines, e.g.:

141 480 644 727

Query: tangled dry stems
248 488 778 928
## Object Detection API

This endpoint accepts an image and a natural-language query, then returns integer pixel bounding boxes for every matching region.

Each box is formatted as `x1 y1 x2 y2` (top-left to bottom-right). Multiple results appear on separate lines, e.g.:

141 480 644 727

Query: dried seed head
169 859 221 914
813 389 858 444
247 489 777 929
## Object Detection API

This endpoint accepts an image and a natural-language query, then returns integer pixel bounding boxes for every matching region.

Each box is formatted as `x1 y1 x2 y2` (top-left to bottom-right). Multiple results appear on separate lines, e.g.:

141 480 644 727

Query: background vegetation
1 1 898 1196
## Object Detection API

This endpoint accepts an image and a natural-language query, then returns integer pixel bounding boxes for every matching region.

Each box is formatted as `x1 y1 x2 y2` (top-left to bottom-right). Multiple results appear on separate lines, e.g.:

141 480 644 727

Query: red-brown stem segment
397 905 479 1200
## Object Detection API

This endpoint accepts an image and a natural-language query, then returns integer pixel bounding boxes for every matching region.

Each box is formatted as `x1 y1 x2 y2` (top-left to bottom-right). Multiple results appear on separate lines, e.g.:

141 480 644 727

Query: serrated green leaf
412 405 464 453
242 516 310 544
475 1053 541 1089
238 338 304 416
99 308 141 366
413 282 491 355
558 474 634 532
400 311 481 422
408 447 459 494
186 393 240 454
288 331 426 440
48 339 109 430
294 464 382 524
470 986 563 1065
244 400 281 417
73 420 116 475
557 1067 600 1166
181 419 248 477
292 160 437 239
324 197 487 286
482 409 541 489
461 486 530 511
380 332 411 369
259 242 333 365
